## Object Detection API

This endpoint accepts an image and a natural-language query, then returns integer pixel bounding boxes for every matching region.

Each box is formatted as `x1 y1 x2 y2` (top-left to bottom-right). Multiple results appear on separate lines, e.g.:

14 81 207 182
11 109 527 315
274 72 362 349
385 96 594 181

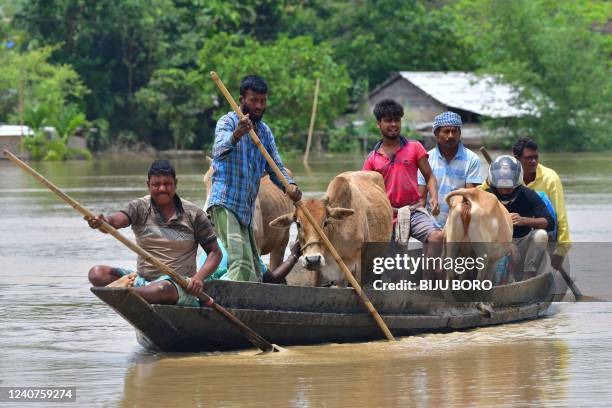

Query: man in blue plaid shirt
207 75 301 282
418 111 483 228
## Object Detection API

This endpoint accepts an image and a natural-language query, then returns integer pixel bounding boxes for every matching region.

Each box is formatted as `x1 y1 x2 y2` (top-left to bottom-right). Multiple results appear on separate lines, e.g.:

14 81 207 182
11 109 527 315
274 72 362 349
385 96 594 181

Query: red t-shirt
362 137 428 209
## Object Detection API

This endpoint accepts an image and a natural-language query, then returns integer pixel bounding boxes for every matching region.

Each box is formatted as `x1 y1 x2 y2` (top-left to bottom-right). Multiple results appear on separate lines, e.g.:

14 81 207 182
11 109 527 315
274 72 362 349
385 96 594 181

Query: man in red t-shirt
363 99 443 245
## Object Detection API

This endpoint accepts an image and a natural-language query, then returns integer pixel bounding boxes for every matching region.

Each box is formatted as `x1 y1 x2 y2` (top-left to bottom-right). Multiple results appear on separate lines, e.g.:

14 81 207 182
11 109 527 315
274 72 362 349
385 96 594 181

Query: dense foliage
198 34 351 150
453 0 611 151
0 0 609 158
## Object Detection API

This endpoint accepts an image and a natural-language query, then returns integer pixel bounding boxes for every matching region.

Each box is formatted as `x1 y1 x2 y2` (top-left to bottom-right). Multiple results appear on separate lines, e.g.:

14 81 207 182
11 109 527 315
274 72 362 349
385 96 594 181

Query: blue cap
433 111 462 134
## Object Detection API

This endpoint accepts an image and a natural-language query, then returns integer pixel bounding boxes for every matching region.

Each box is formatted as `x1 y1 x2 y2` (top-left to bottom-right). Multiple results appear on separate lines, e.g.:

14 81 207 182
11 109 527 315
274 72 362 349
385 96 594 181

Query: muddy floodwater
1 151 612 407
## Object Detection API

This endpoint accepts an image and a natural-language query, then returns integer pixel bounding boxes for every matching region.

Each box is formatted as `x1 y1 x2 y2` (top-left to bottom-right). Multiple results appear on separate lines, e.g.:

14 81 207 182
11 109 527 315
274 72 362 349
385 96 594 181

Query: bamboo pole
18 77 24 158
303 78 320 166
3 149 277 352
210 72 395 341
478 146 493 165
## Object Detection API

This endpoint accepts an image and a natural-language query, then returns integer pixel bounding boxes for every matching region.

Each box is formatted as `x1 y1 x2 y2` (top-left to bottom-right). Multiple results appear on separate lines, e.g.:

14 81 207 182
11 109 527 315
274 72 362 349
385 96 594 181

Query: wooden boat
91 269 559 352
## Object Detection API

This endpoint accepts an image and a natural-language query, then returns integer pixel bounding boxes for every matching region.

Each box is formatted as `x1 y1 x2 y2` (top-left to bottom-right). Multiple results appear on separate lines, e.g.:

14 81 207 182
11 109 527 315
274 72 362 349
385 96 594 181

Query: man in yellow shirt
512 138 570 270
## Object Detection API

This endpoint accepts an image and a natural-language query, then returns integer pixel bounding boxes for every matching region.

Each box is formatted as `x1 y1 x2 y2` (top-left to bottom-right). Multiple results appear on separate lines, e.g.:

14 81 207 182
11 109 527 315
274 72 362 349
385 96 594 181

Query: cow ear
327 207 355 220
269 213 294 228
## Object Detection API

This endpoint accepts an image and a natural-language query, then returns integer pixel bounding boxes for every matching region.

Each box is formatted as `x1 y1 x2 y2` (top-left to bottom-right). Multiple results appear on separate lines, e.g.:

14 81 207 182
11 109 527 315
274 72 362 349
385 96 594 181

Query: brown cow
270 171 392 286
203 158 293 270
443 188 513 283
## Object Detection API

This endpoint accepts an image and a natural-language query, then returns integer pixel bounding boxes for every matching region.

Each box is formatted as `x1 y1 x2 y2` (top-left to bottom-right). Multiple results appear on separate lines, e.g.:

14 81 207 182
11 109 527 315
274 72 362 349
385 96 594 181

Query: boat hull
92 271 556 352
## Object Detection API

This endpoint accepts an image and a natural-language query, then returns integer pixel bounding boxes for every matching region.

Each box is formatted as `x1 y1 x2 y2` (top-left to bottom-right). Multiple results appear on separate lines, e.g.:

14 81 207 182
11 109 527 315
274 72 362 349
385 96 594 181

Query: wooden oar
479 146 597 302
3 149 278 352
210 72 395 341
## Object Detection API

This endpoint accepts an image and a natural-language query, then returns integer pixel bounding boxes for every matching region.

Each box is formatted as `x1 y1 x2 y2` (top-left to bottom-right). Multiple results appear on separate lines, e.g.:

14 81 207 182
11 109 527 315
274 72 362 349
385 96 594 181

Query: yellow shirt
526 164 571 254
479 163 571 255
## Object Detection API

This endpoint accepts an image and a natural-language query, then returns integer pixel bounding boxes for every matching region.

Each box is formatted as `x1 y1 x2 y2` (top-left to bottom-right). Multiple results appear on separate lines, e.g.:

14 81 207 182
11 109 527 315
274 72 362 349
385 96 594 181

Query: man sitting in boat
362 99 443 245
197 240 302 284
417 111 483 229
485 155 555 280
85 159 223 307
512 137 570 271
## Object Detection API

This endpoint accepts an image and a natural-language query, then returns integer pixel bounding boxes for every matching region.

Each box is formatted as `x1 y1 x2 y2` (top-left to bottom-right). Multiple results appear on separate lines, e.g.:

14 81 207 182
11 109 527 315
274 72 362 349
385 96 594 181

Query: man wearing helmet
486 155 555 279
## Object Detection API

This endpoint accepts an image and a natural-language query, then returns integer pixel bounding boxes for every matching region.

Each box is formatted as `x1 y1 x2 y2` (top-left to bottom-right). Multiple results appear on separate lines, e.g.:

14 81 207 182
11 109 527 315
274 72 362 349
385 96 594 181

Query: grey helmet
488 155 523 189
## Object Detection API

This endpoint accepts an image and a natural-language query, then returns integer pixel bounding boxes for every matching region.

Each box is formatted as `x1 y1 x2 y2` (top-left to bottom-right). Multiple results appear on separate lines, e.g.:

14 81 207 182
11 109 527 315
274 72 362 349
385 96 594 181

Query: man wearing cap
486 155 555 279
418 111 483 228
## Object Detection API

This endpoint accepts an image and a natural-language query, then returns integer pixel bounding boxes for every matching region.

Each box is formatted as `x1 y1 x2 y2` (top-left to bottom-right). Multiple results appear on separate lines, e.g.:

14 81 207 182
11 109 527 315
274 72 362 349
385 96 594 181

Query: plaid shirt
207 111 294 227
417 143 482 228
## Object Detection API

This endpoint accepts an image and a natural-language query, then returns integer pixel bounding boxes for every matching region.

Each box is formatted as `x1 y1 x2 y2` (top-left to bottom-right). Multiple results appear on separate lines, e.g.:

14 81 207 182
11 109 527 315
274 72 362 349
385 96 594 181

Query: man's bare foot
107 273 137 288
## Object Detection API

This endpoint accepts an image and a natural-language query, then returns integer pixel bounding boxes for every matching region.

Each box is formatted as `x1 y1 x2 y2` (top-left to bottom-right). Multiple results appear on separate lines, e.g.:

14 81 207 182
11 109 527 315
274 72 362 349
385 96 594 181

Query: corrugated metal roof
0 125 33 137
398 71 536 118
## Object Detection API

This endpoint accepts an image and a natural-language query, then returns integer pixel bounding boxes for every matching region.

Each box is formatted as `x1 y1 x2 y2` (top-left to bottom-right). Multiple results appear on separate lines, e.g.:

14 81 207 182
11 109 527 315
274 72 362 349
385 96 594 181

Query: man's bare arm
510 214 549 230
186 239 223 296
417 156 439 214
264 241 301 284
86 212 130 231
417 185 427 207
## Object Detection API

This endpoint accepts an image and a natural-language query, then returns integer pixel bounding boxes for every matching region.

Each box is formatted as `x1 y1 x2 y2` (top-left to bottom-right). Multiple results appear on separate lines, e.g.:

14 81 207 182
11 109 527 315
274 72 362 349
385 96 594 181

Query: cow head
269 198 354 270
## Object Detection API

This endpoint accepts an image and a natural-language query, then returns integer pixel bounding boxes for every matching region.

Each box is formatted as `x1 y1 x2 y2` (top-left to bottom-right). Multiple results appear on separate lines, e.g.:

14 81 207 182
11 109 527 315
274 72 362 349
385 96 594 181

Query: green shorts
115 268 200 308
207 205 263 282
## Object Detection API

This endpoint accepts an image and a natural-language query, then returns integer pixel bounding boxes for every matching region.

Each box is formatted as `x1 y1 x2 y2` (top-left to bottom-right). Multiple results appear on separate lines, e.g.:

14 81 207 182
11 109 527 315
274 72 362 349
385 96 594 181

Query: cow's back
444 188 513 278
327 171 392 242
255 174 294 256
445 188 512 244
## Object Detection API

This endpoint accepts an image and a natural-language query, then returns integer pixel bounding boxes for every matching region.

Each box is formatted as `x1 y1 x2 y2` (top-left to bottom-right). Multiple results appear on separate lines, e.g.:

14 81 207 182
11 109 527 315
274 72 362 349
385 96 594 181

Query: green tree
198 34 351 148
14 0 262 149
11 0 481 151
279 0 475 90
452 0 611 151
0 46 89 159
52 103 88 144
135 68 208 150
0 46 87 121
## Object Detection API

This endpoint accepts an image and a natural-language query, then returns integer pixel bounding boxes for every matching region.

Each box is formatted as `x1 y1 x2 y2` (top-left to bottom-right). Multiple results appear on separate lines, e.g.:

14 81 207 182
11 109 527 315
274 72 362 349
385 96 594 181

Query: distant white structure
0 125 33 158
0 125 34 137
368 71 537 146
0 125 80 159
